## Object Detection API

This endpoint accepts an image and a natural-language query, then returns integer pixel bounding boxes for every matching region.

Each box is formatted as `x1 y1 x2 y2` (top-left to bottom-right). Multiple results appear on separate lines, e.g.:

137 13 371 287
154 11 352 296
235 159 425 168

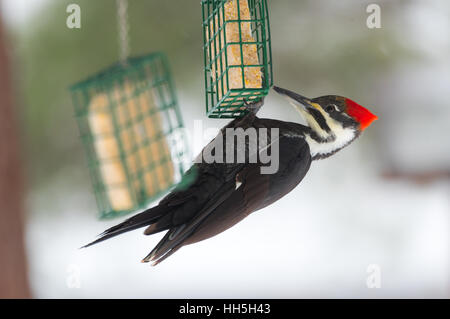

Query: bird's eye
326 104 337 113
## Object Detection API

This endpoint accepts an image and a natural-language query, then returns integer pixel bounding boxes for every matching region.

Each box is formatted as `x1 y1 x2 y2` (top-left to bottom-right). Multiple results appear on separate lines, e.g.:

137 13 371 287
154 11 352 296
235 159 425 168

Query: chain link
116 0 130 65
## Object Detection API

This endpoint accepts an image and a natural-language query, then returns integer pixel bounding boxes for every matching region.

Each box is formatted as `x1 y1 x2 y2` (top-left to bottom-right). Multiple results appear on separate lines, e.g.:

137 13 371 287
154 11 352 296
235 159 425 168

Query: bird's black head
273 86 378 159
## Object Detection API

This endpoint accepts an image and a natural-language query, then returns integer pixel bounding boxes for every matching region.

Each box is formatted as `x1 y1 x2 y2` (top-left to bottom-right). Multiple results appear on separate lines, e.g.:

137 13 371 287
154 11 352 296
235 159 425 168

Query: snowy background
1 0 449 298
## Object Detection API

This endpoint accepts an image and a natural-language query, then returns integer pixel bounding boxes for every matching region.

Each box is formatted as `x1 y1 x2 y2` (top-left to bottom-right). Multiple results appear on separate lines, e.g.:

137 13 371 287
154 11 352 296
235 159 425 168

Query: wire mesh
202 0 273 118
71 53 189 219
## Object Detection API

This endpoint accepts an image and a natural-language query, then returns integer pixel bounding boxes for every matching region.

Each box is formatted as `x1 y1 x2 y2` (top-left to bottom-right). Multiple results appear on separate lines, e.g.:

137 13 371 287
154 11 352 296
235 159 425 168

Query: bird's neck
275 119 359 160
303 127 359 160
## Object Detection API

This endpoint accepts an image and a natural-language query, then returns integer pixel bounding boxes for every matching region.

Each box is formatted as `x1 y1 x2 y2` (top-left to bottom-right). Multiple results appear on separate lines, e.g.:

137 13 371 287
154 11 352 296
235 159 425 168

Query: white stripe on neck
305 126 356 158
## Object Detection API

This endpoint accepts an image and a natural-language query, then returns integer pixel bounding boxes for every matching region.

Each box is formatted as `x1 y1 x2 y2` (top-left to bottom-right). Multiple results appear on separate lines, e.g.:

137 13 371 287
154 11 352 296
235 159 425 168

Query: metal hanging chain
117 0 130 65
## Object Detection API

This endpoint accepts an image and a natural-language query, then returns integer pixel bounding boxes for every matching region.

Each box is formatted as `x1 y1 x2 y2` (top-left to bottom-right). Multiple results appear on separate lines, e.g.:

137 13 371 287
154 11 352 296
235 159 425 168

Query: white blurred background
1 0 449 298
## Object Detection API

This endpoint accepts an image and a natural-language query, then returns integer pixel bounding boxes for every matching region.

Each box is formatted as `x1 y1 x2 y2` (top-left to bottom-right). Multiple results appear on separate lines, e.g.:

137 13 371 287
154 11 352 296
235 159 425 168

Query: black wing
144 119 312 265
84 115 312 266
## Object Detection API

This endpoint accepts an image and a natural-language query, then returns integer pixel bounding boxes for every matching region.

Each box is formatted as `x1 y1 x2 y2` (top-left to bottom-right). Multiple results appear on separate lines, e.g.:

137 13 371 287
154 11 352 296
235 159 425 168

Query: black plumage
84 111 312 265
84 86 377 265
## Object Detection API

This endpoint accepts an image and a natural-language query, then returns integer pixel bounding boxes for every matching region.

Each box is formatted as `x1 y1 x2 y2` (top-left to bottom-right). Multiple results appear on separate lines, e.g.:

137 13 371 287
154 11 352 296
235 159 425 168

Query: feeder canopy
71 53 189 219
202 0 273 118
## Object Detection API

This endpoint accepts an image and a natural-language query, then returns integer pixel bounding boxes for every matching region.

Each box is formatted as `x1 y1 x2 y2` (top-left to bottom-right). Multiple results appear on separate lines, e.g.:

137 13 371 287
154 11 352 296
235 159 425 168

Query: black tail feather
141 229 174 263
82 205 168 248
140 227 184 266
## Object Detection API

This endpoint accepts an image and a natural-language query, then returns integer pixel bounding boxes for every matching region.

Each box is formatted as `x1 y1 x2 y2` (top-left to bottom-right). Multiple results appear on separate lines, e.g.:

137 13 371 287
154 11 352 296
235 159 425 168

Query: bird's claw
244 97 265 115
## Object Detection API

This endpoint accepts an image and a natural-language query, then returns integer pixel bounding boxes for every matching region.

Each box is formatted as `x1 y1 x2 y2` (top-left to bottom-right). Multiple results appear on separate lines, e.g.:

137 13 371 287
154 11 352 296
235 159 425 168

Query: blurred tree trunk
0 17 31 298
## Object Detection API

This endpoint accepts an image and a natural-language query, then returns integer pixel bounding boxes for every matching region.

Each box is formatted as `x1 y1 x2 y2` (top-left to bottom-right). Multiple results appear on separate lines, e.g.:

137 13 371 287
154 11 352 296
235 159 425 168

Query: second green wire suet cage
71 53 189 219
202 0 273 118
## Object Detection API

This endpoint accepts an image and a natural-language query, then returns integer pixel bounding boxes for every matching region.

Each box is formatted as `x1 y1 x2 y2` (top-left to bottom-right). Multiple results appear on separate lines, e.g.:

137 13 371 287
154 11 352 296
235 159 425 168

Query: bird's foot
244 97 265 116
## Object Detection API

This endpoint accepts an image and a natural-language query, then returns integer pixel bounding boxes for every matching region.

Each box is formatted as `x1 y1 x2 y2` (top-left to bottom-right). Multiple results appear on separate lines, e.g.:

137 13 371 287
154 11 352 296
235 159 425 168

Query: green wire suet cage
71 53 189 219
202 0 273 118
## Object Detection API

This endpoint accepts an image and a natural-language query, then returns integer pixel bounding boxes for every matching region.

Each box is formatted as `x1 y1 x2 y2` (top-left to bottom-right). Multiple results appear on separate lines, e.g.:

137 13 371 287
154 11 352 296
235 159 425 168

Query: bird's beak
273 86 318 113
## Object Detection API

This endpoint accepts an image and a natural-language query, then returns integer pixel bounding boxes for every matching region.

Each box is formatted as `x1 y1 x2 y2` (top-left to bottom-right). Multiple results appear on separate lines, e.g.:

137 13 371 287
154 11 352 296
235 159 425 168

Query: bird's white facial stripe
284 95 356 155
287 99 329 139
294 103 354 157
308 105 353 146
305 126 356 158
323 113 343 135
304 111 329 139
281 92 357 157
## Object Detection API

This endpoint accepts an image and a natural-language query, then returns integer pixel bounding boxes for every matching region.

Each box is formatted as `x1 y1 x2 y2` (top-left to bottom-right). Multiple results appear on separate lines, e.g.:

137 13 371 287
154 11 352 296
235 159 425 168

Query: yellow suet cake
207 0 263 104
88 81 174 211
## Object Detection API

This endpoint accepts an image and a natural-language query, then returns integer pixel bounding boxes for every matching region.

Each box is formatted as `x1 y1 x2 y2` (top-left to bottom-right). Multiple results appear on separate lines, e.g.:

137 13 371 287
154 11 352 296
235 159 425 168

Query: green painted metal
202 0 273 118
71 53 189 219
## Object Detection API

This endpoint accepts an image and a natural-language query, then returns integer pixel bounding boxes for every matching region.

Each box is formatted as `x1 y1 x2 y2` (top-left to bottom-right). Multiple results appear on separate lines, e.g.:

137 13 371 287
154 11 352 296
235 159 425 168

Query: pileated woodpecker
84 86 378 265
